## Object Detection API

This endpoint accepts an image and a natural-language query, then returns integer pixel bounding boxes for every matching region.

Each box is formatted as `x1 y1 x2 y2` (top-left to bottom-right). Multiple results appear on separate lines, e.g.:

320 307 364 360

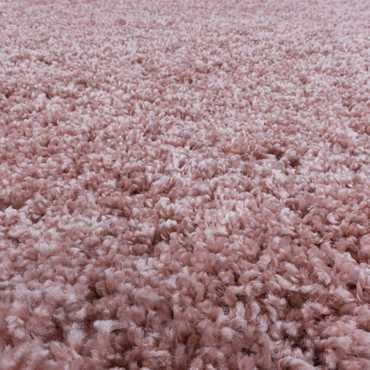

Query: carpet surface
0 0 370 369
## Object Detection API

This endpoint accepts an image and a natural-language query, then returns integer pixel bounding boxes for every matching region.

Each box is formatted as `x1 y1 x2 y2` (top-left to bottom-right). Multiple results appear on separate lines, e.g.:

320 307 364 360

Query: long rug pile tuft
0 0 370 369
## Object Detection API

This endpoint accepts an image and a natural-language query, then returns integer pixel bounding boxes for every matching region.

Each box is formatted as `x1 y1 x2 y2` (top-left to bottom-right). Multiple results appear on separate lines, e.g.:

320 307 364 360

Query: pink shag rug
1 0 370 369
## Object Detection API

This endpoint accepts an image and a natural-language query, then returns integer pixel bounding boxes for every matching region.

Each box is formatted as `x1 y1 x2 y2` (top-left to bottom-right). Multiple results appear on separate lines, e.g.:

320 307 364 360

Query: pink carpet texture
0 0 370 369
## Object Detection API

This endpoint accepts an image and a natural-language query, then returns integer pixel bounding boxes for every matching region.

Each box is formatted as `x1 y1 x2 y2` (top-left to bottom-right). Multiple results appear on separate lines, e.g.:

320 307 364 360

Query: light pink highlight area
0 0 370 369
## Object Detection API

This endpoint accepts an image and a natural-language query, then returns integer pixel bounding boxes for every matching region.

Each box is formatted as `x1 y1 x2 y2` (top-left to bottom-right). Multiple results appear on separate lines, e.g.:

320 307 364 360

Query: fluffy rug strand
0 0 370 369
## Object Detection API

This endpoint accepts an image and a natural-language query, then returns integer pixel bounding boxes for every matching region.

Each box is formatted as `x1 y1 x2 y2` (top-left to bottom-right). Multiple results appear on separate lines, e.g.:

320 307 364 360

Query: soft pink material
0 0 370 369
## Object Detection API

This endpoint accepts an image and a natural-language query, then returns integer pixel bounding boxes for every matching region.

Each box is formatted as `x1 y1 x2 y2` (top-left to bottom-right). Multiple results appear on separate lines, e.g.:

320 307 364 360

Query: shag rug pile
0 0 370 369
